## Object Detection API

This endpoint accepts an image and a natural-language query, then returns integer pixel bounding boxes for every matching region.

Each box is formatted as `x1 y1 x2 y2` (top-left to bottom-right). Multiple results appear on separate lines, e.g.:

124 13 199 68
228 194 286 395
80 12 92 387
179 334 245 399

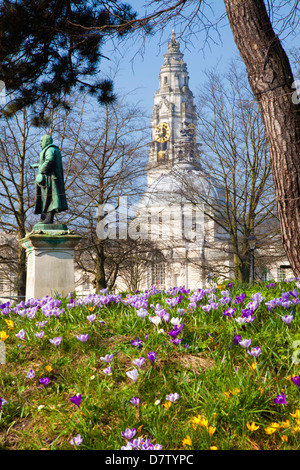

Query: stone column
21 224 81 301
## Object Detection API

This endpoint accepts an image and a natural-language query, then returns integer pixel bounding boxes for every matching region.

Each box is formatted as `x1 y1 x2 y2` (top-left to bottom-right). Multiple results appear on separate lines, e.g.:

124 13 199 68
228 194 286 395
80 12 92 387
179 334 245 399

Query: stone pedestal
21 224 81 301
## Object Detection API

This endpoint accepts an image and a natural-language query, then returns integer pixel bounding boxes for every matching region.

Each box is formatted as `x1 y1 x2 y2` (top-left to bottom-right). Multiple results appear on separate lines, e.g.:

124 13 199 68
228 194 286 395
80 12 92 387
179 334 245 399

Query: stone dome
138 164 225 208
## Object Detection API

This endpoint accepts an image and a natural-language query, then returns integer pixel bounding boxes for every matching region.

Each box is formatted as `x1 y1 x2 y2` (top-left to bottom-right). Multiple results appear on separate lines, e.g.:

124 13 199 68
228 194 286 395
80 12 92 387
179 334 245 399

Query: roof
139 164 225 208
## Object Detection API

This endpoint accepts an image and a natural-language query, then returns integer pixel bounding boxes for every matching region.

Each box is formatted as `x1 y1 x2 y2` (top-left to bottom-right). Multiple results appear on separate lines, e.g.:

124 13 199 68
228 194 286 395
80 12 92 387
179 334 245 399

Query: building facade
117 31 234 291
115 31 294 292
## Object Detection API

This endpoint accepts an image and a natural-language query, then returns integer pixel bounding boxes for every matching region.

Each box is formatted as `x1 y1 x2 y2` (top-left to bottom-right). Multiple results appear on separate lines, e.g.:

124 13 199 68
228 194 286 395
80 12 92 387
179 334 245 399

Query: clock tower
147 30 198 186
124 30 233 292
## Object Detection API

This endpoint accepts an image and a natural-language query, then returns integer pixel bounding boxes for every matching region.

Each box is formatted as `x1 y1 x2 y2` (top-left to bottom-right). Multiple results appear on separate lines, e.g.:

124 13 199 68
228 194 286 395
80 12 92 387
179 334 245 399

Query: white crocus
170 317 181 326
149 316 162 326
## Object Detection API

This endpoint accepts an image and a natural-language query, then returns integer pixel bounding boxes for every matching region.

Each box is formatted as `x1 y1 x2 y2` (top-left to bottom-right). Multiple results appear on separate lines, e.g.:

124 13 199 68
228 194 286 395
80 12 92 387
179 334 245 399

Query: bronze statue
31 134 68 224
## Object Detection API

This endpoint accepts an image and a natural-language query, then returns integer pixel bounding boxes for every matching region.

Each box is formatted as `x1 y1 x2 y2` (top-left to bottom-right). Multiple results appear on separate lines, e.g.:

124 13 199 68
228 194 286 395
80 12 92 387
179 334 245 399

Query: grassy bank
1 280 300 450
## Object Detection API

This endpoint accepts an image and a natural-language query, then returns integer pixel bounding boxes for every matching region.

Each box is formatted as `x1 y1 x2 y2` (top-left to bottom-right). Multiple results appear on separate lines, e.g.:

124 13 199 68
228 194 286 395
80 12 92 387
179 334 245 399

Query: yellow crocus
207 425 216 436
137 425 143 434
280 420 290 429
282 435 288 442
209 446 218 450
249 362 256 371
45 365 53 373
265 422 280 435
182 435 192 447
191 415 202 425
4 319 14 330
0 331 9 341
247 422 260 431
191 415 208 428
162 401 172 409
290 409 300 419
198 417 209 428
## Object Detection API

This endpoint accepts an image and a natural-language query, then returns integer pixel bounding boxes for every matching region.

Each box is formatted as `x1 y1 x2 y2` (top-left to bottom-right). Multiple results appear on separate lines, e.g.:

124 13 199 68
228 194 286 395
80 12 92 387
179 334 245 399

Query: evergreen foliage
0 0 136 118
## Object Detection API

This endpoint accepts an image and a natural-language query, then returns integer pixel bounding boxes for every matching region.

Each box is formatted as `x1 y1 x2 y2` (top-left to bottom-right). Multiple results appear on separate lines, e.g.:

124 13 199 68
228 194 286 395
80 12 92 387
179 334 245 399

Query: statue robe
34 143 68 215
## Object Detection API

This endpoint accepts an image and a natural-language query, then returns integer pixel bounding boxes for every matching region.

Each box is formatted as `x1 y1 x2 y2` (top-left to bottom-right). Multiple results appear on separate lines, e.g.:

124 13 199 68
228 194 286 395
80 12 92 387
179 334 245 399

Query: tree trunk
17 246 26 299
17 217 26 299
224 0 300 276
95 239 107 292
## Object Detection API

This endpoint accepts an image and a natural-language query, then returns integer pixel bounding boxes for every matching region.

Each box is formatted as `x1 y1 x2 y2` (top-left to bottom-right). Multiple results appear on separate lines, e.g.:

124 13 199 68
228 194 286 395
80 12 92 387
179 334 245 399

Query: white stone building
116 31 234 291
115 31 293 292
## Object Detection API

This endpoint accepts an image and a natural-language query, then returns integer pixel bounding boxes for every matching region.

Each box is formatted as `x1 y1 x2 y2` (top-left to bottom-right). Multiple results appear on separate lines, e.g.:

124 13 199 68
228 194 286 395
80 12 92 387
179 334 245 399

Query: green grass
1 280 300 450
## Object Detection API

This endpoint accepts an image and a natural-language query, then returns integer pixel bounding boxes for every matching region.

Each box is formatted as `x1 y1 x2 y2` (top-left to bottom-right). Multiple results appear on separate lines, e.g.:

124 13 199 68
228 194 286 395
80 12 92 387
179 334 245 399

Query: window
277 265 293 282
151 264 165 288
82 275 90 291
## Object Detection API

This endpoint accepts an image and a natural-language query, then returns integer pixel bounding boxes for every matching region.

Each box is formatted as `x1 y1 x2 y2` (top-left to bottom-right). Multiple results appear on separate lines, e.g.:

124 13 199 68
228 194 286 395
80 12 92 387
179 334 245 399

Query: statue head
40 134 53 149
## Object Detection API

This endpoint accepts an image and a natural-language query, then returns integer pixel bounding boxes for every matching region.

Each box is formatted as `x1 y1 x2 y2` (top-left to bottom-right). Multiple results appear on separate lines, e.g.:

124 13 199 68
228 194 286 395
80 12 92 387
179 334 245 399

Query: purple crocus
0 397 8 410
39 377 50 388
69 434 83 446
76 334 89 343
247 346 261 358
87 314 97 323
70 394 82 407
121 428 136 440
132 357 145 368
131 338 143 349
168 323 184 338
100 354 113 363
15 329 25 340
170 338 181 345
241 309 253 319
239 338 252 349
130 397 140 406
103 365 112 375
281 315 294 325
49 336 62 347
291 375 300 388
234 334 241 345
222 307 235 317
147 351 157 364
166 393 179 402
274 392 287 405
234 293 247 305
35 331 45 339
26 369 35 378
36 321 48 328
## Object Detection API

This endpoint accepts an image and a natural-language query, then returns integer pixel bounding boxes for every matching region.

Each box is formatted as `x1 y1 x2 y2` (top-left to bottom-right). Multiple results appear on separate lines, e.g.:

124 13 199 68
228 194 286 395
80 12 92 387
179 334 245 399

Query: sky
101 1 300 119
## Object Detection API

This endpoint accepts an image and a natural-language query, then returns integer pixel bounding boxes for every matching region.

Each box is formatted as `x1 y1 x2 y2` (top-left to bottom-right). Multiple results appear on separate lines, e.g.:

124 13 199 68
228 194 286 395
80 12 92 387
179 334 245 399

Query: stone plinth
21 225 81 301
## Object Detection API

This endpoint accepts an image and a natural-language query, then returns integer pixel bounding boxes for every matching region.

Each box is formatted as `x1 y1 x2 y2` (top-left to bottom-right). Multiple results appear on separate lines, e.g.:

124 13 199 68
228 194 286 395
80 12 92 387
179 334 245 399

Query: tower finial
168 28 179 51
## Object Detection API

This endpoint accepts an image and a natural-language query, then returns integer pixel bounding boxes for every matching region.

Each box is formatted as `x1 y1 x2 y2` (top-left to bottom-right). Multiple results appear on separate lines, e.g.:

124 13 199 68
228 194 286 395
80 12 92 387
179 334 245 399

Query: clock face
154 122 170 143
